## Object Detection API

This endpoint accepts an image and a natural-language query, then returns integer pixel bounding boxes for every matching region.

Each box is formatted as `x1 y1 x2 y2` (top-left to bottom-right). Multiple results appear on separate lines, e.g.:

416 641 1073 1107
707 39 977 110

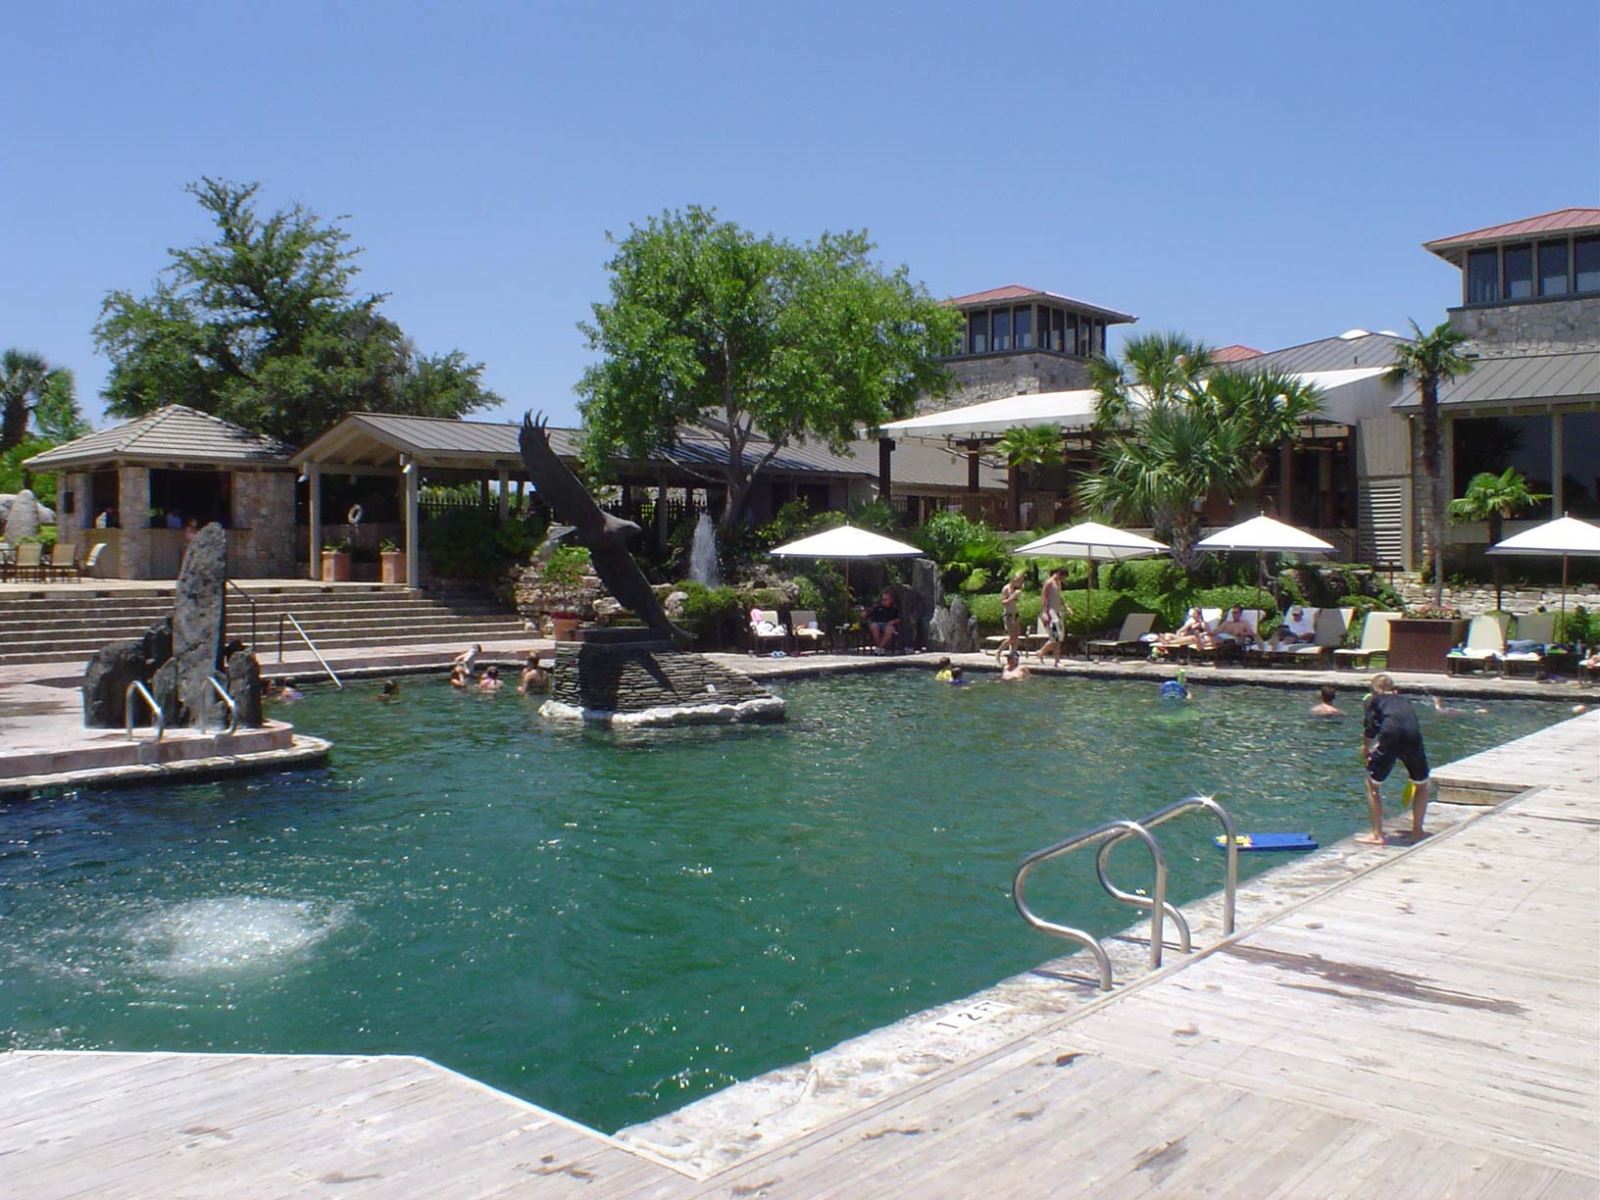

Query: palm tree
1076 402 1248 567
994 423 1062 529
1088 331 1212 429
1202 367 1325 515
1448 467 1550 611
1386 321 1473 606
0 350 64 453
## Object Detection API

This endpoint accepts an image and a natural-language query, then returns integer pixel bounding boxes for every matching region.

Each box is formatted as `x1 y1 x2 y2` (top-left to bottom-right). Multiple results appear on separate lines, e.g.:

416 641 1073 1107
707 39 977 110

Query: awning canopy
880 367 1397 442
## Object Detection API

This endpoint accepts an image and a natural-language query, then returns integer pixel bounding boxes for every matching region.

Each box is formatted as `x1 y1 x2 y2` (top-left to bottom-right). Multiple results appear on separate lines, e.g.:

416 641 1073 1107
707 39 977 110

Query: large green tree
577 207 960 528
1201 366 1325 512
1386 320 1473 605
95 178 500 447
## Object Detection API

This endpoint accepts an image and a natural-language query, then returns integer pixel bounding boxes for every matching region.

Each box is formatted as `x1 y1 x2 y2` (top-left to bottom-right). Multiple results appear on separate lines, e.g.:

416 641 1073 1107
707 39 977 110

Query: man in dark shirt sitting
865 589 900 653
1360 673 1431 845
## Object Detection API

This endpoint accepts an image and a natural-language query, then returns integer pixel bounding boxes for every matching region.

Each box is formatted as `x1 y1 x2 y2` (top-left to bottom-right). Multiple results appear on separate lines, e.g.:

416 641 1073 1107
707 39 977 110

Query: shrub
676 582 746 648
542 544 592 588
421 511 543 579
1557 605 1597 647
913 510 1011 591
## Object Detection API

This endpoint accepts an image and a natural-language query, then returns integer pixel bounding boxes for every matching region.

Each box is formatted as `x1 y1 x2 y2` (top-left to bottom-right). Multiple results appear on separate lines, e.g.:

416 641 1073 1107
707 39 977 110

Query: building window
1537 240 1570 296
991 308 1012 352
1575 237 1600 294
1094 319 1106 356
148 468 232 529
1451 414 1552 518
968 311 988 355
1050 307 1065 352
1014 306 1033 350
1562 411 1600 518
1501 243 1533 300
1466 249 1499 304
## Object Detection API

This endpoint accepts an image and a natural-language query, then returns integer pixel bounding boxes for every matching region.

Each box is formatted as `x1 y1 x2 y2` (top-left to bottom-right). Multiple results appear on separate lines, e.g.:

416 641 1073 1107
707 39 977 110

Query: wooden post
655 478 669 554
307 463 322 581
1278 440 1294 520
479 477 490 512
878 437 894 504
967 447 980 491
497 467 510 522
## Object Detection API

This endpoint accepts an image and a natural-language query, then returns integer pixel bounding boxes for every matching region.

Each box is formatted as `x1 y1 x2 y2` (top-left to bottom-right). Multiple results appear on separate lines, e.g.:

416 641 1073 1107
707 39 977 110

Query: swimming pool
0 672 1564 1131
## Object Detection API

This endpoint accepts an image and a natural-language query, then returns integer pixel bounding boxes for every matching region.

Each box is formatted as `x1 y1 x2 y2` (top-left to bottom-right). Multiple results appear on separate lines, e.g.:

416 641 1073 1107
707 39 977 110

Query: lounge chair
1087 612 1156 659
46 542 77 581
1256 608 1353 667
77 541 107 580
11 542 43 582
1445 615 1506 676
1501 611 1557 678
748 608 788 655
789 609 826 654
1333 611 1398 670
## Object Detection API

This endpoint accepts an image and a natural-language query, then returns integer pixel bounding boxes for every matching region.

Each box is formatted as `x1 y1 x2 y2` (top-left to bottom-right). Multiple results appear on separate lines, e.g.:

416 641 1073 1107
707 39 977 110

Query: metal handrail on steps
225 579 257 650
1094 796 1239 949
124 681 165 741
1013 819 1168 992
277 613 344 689
201 675 240 736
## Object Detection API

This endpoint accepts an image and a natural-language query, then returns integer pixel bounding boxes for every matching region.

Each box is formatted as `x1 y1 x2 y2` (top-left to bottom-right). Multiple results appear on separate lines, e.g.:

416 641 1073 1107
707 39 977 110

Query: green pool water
0 672 1565 1131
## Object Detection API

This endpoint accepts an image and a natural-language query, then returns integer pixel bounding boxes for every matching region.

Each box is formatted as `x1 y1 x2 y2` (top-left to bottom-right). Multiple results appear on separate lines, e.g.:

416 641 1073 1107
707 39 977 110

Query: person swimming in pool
1159 670 1192 701
1310 684 1342 718
1000 649 1030 681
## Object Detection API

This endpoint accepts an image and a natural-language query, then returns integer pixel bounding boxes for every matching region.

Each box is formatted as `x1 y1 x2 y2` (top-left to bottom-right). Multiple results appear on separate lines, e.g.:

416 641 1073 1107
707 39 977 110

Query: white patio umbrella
1015 521 1169 657
769 524 924 625
1487 514 1600 635
1196 515 1336 625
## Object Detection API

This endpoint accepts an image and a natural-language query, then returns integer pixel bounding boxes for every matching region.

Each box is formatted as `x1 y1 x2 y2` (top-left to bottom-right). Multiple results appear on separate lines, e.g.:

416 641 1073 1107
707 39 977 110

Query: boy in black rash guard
1361 674 1431 845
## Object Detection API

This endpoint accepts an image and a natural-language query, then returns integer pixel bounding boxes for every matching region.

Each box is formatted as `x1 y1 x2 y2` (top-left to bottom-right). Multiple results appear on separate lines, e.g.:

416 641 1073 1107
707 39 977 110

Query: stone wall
1393 575 1600 616
922 353 1093 414
1447 295 1600 354
117 466 150 578
230 470 298 577
544 638 782 725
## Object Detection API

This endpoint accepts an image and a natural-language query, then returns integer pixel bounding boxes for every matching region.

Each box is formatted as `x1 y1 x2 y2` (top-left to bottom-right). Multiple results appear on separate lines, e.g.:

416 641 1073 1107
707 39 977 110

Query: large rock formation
2 489 43 542
80 525 264 729
928 595 979 653
173 524 228 725
541 630 783 727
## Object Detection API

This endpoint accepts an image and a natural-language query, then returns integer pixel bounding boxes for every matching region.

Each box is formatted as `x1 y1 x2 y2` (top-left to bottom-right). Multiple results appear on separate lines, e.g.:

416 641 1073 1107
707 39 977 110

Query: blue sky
5 1 1597 432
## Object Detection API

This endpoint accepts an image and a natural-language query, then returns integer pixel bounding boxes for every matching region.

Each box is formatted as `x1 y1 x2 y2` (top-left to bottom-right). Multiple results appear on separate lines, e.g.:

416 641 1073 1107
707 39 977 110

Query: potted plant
321 537 352 582
1387 603 1467 673
379 537 406 584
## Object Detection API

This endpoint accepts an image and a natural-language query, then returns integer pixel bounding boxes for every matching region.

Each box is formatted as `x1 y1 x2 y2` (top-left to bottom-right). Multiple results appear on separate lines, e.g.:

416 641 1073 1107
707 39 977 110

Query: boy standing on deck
1360 674 1431 845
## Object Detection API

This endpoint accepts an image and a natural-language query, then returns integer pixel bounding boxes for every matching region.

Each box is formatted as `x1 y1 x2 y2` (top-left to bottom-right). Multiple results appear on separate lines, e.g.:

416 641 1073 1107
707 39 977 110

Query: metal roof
22 405 295 470
1211 344 1265 363
1220 331 1408 375
1393 350 1600 410
1424 208 1600 262
945 283 1137 324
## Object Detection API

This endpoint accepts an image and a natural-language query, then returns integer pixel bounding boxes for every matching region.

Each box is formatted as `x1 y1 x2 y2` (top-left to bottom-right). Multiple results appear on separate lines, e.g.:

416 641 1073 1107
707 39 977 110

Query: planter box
1386 618 1469 674
550 615 581 642
380 551 407 584
320 551 351 583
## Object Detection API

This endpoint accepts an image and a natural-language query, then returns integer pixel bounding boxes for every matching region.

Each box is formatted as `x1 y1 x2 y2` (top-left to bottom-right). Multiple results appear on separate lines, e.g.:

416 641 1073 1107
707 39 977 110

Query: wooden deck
3 715 1596 1197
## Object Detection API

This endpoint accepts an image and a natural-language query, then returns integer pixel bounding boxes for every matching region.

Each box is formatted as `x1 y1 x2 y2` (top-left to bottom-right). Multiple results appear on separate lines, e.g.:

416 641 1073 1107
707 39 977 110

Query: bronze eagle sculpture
519 412 691 647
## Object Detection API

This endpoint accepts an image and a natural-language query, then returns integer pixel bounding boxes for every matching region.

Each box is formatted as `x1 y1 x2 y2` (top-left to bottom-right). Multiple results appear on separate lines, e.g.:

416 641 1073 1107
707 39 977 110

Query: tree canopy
2 350 84 453
577 207 960 527
95 178 500 447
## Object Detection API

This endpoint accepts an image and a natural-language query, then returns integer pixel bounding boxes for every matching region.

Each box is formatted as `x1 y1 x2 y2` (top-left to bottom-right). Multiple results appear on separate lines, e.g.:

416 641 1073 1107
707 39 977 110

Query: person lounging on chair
748 607 788 655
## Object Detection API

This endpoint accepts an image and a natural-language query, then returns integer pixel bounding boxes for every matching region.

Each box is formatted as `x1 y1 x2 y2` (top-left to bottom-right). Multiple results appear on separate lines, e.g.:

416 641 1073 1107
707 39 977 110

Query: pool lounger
1214 832 1318 852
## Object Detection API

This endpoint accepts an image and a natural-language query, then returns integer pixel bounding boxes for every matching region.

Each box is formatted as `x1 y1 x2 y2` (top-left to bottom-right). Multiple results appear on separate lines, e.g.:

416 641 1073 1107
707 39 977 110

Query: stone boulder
82 638 149 727
2 489 42 542
173 523 228 727
928 596 979 654
225 649 264 727
903 559 942 652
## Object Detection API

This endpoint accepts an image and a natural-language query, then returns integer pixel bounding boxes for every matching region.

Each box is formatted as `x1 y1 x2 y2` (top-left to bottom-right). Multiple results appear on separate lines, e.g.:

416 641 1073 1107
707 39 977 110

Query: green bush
1557 605 1597 647
421 511 543 578
958 567 991 594
677 582 746 648
542 544 591 587
913 510 1011 591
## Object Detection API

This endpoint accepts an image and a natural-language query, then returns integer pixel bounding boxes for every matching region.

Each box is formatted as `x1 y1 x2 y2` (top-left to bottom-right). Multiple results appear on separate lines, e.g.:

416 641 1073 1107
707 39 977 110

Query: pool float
1214 832 1318 852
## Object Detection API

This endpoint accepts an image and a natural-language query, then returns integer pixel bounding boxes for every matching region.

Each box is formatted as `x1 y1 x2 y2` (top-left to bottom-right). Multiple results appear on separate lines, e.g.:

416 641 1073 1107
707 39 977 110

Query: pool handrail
1013 818 1168 992
277 612 343 689
124 680 164 742
1095 795 1238 940
201 675 240 737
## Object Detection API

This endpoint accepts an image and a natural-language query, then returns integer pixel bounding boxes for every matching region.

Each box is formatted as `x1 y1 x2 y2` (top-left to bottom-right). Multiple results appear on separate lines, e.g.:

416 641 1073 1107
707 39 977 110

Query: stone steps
0 585 527 667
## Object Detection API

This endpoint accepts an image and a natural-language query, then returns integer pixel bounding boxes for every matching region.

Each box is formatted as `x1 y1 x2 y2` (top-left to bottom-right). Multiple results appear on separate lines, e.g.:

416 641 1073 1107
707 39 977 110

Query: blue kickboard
1213 832 1318 852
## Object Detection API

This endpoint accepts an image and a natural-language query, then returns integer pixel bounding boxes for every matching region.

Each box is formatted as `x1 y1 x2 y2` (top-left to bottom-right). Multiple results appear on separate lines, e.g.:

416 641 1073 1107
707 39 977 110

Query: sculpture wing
519 413 691 647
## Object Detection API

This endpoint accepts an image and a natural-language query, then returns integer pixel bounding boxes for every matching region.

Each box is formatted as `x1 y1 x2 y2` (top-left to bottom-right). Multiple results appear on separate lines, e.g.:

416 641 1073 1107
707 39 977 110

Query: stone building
23 406 297 579
1413 208 1600 565
930 284 1137 413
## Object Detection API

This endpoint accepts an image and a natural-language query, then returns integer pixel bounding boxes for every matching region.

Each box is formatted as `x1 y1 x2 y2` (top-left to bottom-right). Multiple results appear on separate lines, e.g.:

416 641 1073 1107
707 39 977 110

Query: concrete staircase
0 584 528 667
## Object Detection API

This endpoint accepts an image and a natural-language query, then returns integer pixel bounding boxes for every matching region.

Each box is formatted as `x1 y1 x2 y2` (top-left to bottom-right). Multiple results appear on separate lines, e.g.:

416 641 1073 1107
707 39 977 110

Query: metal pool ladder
1012 795 1238 992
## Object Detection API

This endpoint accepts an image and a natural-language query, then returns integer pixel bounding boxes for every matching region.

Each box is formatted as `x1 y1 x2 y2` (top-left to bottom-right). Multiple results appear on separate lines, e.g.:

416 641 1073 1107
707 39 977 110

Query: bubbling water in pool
128 897 344 977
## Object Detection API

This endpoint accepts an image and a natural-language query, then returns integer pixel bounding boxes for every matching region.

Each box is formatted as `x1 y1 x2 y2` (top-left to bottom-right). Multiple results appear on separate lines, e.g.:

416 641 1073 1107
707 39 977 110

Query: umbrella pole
1561 554 1569 641
1084 560 1093 661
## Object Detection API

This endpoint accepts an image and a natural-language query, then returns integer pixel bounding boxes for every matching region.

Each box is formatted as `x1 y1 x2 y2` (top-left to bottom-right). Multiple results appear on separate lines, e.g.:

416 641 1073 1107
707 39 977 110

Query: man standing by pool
1038 568 1072 667
1360 674 1431 845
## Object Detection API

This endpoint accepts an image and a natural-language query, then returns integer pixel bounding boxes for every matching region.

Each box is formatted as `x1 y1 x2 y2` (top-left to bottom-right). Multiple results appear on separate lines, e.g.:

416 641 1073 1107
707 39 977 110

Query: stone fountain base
539 629 785 728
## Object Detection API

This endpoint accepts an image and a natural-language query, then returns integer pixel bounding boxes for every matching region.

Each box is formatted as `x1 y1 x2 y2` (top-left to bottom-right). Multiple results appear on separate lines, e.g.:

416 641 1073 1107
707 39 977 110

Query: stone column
117 466 150 579
404 458 419 589
498 466 510 521
307 464 322 581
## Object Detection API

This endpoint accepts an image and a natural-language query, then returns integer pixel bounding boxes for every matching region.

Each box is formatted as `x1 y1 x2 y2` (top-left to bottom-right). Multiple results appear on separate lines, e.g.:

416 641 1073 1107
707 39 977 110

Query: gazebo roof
22 405 295 471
